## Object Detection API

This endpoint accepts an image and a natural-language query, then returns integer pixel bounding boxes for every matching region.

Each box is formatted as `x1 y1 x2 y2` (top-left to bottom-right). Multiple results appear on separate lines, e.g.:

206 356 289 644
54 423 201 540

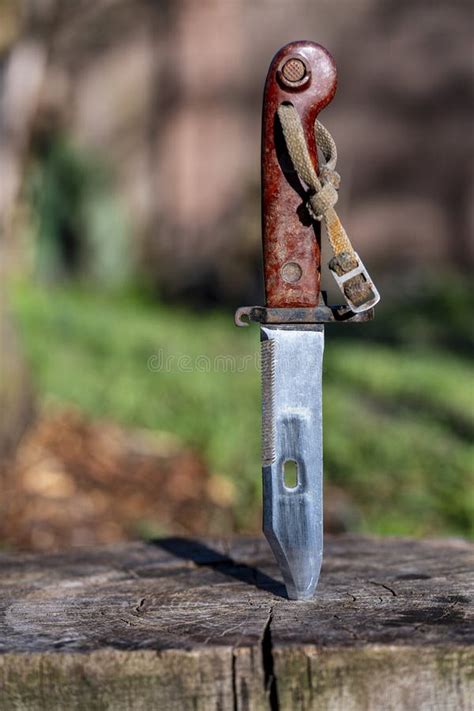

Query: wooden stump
0 535 472 710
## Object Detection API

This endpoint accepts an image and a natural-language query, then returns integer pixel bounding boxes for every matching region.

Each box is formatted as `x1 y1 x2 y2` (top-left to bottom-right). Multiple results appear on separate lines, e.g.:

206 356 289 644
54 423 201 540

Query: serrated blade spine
261 338 276 465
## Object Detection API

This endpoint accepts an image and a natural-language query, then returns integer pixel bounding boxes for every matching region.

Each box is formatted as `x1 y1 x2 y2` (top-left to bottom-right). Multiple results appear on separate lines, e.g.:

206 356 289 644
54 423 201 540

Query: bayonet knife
236 42 379 600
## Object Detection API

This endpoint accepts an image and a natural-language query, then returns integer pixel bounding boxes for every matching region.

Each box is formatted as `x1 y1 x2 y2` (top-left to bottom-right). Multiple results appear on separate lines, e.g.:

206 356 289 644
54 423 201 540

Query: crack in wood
261 606 279 710
231 647 237 711
134 597 146 614
369 580 398 596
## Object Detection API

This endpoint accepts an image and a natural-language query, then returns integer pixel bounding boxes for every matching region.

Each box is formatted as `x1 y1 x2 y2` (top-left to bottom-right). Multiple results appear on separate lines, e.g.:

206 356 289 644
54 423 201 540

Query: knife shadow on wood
152 537 287 599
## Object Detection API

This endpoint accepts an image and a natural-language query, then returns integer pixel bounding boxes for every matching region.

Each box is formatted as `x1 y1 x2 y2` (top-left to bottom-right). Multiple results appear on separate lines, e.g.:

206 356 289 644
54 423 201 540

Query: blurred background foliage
0 0 472 551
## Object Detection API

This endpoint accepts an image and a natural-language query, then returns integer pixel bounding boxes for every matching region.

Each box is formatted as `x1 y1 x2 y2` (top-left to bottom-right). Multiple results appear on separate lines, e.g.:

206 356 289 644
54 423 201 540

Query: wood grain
0 535 472 710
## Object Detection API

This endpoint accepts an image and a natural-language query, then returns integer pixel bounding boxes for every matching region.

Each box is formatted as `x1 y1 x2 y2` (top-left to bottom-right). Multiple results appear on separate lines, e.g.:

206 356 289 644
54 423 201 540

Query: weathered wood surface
0 535 472 710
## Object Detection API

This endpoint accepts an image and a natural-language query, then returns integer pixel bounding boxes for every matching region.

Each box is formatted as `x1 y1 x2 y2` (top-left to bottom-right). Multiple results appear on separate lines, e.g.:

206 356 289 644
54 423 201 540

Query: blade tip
285 581 320 601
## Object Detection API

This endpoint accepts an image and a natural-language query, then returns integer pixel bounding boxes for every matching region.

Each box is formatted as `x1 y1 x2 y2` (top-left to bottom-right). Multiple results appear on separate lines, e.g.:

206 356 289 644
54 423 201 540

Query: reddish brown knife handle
262 41 337 308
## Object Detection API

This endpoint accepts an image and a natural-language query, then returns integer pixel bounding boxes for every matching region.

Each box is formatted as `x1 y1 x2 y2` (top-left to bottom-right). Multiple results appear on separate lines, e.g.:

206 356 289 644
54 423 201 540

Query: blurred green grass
11 281 474 538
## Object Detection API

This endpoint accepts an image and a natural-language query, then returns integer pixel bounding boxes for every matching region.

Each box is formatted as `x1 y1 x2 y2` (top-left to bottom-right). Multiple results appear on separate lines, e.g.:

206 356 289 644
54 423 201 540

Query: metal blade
261 325 324 600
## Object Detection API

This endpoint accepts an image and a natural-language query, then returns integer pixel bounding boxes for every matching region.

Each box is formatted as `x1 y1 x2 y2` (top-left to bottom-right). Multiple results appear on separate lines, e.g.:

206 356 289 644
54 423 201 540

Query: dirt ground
0 408 238 552
0 408 356 552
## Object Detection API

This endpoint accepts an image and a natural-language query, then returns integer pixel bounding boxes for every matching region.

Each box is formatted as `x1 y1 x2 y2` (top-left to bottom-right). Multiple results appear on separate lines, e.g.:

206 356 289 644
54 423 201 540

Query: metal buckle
330 252 381 313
